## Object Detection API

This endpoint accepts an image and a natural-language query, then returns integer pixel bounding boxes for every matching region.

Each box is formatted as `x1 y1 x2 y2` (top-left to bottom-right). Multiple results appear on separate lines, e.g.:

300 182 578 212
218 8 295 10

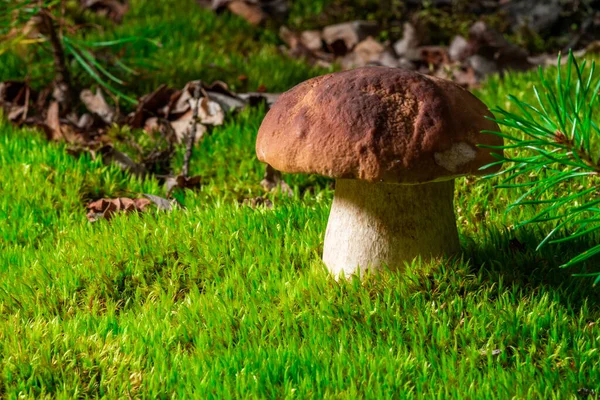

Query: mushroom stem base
322 179 460 277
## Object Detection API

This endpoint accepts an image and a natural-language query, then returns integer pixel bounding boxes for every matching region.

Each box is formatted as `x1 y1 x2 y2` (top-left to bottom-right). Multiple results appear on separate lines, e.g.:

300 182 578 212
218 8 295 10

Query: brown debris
0 81 32 124
227 1 266 25
80 0 129 23
242 196 273 208
322 21 379 56
98 145 146 176
468 21 531 72
278 18 563 89
86 197 151 222
197 0 288 25
165 175 202 196
80 88 116 124
129 84 176 129
261 164 293 196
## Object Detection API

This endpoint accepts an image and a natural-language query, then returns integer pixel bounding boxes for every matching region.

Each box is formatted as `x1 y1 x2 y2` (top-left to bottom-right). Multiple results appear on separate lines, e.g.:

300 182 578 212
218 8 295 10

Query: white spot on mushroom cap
434 142 477 172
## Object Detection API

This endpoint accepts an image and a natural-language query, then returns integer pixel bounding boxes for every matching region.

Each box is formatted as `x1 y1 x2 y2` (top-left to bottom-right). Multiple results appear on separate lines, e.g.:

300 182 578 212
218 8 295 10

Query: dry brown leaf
129 84 176 128
86 197 151 222
0 81 32 123
98 145 146 176
170 110 208 144
237 92 279 107
300 30 323 52
341 36 385 69
261 164 292 196
80 0 129 23
198 97 225 126
468 21 531 72
393 22 419 59
227 1 266 25
448 35 470 62
322 21 379 56
143 193 176 211
165 175 202 196
419 46 449 67
80 88 115 124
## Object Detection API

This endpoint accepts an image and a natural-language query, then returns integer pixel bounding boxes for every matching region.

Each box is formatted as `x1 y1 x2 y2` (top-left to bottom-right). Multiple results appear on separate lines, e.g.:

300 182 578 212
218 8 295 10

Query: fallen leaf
86 197 151 222
468 21 531 73
300 30 323 52
393 22 419 59
98 145 146 176
42 101 84 144
143 193 176 211
419 46 449 67
467 54 499 80
165 175 202 196
198 97 224 126
261 164 292 196
80 0 129 23
448 35 470 62
197 0 288 19
237 92 279 107
169 110 208 144
341 36 385 69
0 81 32 123
322 21 379 56
80 88 115 124
128 84 176 128
227 1 266 25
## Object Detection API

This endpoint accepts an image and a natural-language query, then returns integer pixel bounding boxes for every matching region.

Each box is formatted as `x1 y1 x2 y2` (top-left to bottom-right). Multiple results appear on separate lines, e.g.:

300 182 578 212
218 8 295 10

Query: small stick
182 85 202 178
39 6 75 112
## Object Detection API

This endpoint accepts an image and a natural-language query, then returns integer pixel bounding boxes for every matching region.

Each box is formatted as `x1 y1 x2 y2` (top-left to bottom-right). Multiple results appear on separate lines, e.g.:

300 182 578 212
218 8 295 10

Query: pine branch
483 50 600 281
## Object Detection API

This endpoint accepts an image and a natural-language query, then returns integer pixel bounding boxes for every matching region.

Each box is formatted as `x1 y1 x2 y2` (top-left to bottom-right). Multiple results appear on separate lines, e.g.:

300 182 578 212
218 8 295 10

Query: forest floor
0 0 600 398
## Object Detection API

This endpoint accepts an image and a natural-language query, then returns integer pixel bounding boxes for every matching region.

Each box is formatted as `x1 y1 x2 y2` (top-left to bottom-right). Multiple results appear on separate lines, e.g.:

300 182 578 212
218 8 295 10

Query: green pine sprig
480 51 600 284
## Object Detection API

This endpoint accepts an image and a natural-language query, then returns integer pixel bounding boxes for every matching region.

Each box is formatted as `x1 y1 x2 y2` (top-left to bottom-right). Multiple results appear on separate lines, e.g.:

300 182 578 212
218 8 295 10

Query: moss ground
0 0 599 398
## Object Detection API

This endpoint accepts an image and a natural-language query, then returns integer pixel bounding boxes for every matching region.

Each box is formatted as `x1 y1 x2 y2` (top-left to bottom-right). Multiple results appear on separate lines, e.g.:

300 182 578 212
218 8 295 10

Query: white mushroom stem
322 179 461 277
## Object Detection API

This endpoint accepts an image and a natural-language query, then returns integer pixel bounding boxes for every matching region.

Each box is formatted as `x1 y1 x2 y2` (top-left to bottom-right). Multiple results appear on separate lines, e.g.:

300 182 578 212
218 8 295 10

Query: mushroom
256 67 503 277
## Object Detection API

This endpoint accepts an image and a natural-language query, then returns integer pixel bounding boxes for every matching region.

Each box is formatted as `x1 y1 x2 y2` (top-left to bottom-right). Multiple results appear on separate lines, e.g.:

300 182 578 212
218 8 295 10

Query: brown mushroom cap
256 67 503 184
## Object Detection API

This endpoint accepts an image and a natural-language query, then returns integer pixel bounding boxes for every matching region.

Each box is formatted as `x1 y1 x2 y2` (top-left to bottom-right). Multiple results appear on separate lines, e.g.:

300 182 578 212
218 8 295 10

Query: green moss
1 0 600 397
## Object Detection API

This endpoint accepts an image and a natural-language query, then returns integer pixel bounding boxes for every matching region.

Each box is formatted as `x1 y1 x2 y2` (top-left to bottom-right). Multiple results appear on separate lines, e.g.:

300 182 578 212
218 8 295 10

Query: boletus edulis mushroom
256 67 503 277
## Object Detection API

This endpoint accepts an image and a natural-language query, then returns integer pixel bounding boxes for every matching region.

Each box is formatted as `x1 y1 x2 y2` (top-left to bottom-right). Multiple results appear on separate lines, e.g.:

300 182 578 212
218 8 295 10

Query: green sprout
481 51 600 284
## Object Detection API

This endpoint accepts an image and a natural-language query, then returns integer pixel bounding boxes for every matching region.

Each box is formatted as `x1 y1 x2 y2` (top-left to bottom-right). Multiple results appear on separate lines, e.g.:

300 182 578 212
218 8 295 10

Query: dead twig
38 6 75 113
182 84 202 178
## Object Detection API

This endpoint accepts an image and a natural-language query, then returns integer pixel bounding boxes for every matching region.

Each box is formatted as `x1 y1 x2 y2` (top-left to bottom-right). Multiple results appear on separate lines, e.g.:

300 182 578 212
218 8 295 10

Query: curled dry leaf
98 145 146 176
80 88 116 124
129 84 176 128
227 1 266 25
393 22 419 59
165 175 202 196
170 110 208 144
261 164 292 197
197 0 288 22
143 193 178 211
322 21 379 56
340 37 385 69
42 101 87 144
86 197 151 222
80 0 129 23
198 97 225 125
0 81 32 123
